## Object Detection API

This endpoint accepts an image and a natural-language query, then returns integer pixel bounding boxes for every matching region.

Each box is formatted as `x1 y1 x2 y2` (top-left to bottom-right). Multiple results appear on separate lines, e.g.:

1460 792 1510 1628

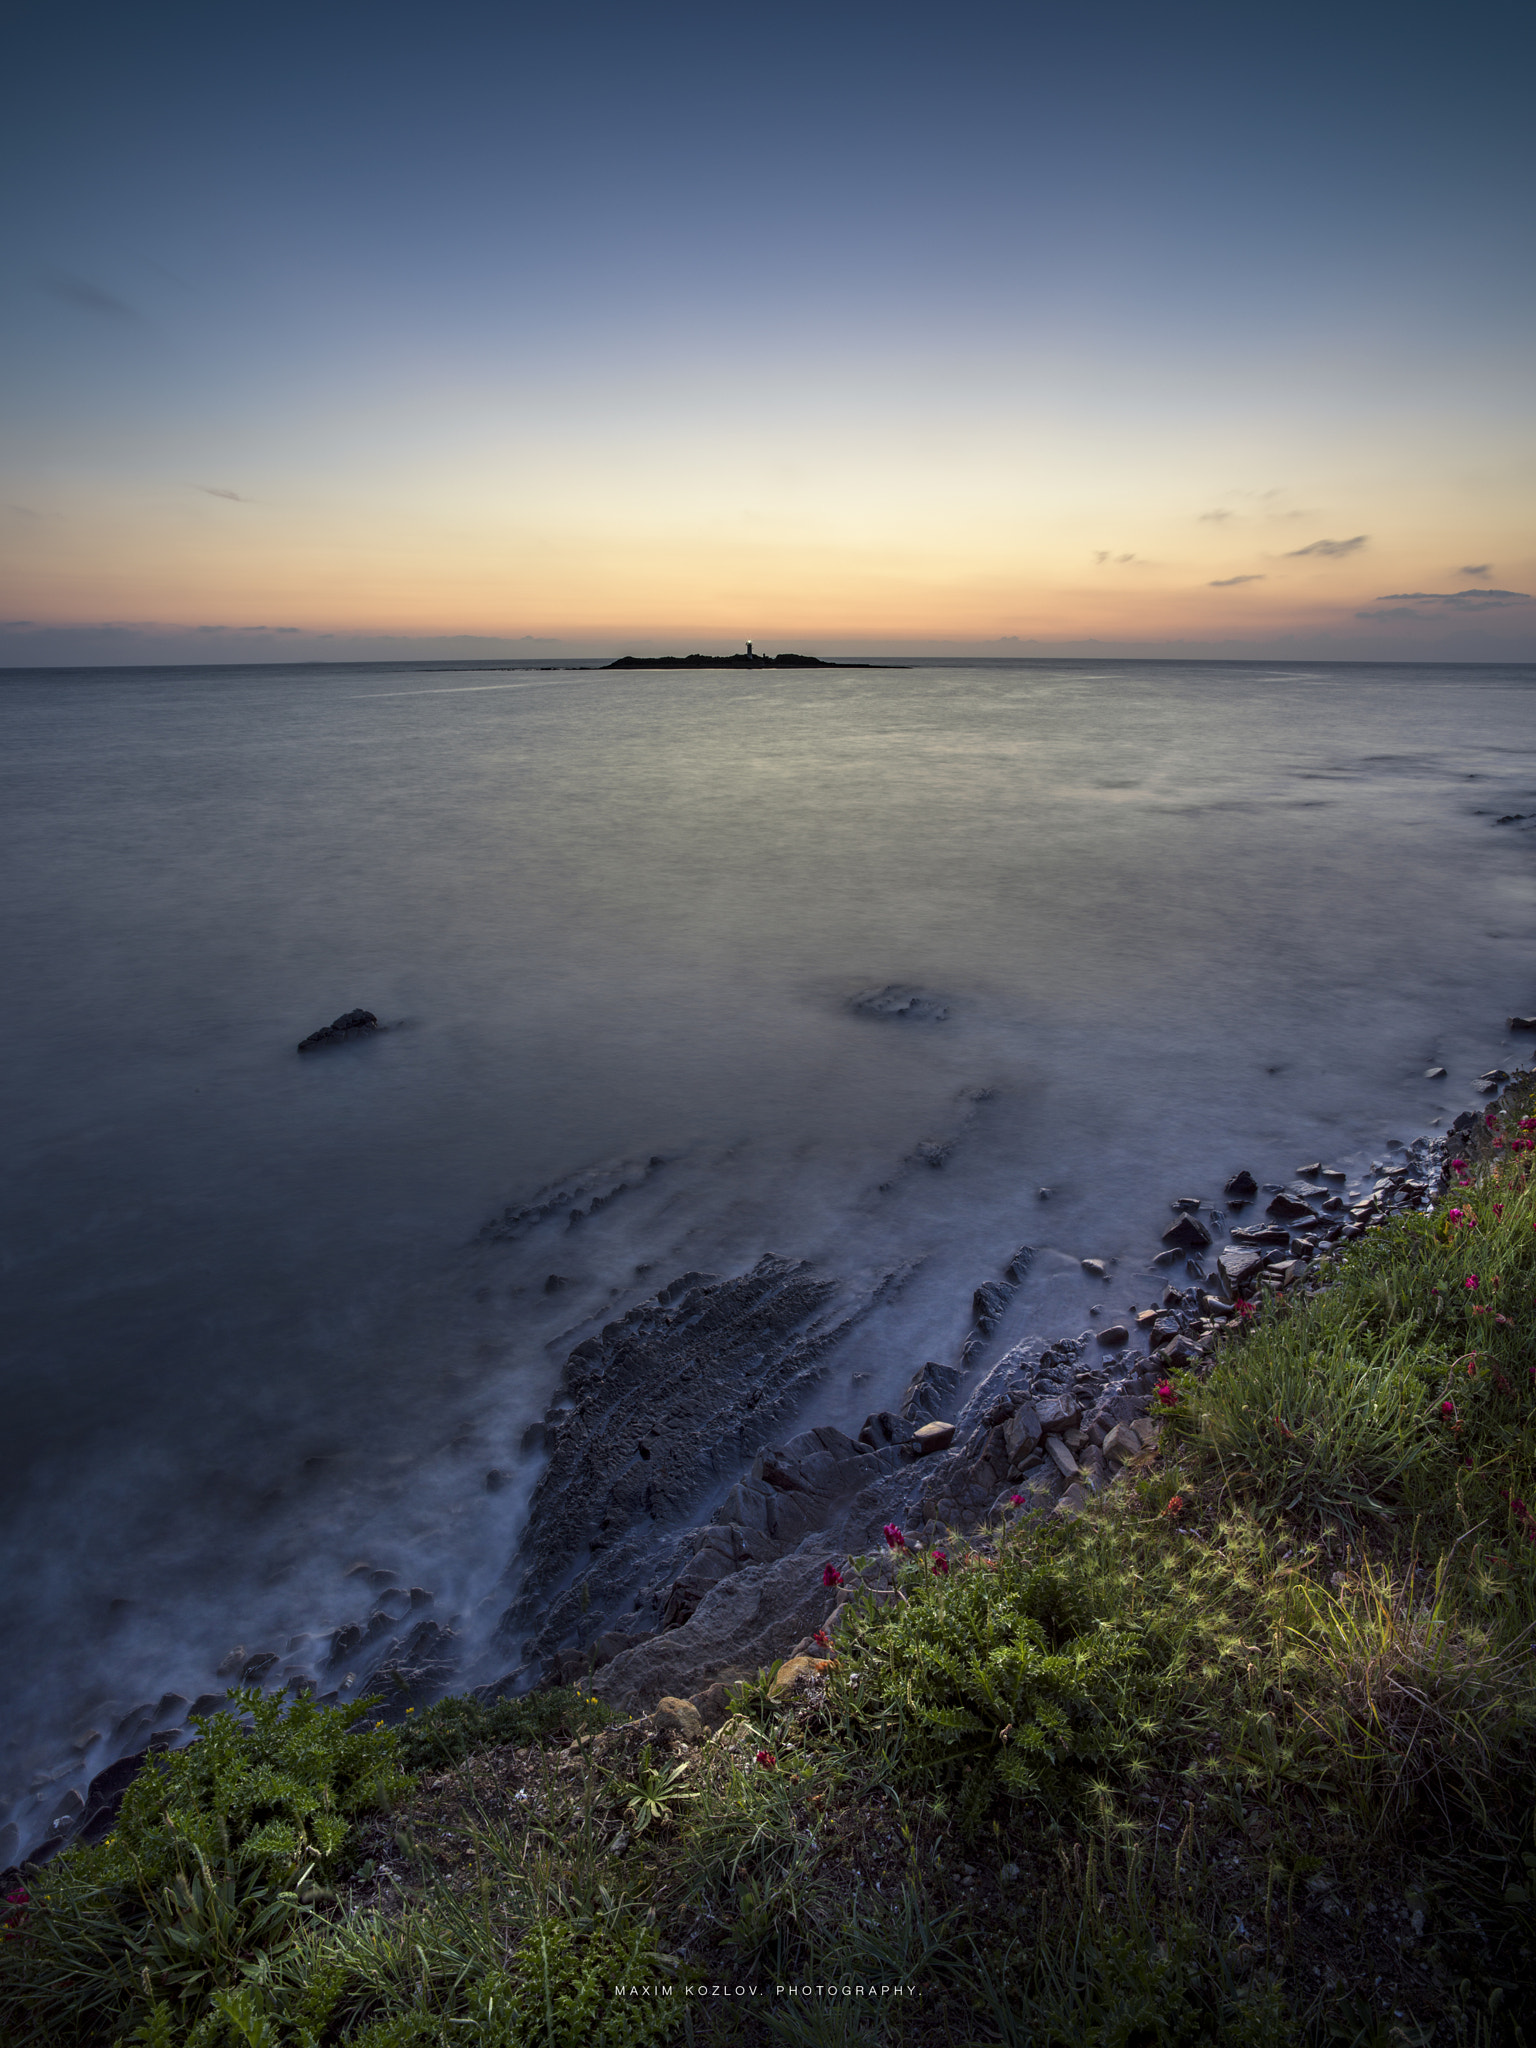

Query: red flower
812 1628 832 1649
1156 1380 1178 1407
931 1550 950 1576
1164 1495 1184 1519
755 1750 776 1768
1009 1493 1025 1506
1494 1204 1504 1217
882 1524 907 1551
1440 1399 1455 1418
822 1563 844 1588
1465 1275 1480 1290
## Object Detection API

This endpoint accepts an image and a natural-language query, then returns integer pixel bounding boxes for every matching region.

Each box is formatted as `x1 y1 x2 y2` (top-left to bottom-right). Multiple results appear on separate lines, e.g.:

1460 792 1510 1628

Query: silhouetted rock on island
296 1008 378 1053
604 652 889 669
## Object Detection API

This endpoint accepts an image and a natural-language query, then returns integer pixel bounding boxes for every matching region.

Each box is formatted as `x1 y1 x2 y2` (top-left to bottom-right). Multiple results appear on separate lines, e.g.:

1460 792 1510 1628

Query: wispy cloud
1372 588 1531 611
1285 535 1368 559
198 487 246 502
1093 551 1137 565
1198 509 1233 523
40 270 136 318
1458 563 1492 578
1362 589 1532 622
1209 574 1264 587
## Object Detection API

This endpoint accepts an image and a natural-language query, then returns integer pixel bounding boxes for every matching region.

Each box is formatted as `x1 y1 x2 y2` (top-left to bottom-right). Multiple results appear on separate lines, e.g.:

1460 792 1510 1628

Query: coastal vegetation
4 1091 1535 2045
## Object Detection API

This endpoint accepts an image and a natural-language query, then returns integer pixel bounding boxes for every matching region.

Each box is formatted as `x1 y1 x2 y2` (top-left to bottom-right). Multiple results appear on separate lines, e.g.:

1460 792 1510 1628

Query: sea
3 655 1534 1853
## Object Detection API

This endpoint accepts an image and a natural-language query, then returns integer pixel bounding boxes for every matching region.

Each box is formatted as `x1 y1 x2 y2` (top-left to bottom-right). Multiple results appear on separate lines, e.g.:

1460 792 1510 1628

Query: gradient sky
3 0 1533 664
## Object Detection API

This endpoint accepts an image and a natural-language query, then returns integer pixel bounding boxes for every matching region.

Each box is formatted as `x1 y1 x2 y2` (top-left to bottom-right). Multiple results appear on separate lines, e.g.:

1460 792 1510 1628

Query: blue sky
3 0 1533 662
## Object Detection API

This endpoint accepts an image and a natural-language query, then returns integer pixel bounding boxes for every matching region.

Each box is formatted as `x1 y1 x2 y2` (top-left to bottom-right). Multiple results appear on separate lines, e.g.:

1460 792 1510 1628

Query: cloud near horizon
1209 574 1265 587
198 487 246 502
1285 535 1369 559
1458 564 1492 577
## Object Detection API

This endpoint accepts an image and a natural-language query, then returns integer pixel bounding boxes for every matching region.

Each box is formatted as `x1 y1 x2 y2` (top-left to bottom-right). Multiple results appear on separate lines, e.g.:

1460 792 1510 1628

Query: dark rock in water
1509 1016 1536 1033
1225 1170 1259 1200
850 984 950 1023
296 1008 378 1053
1481 1069 1510 1084
1232 1224 1291 1247
1266 1192 1318 1222
972 1279 1013 1336
1081 1257 1107 1278
1006 1245 1035 1283
1097 1324 1129 1347
1170 1197 1202 1213
1425 1066 1447 1079
1151 1248 1181 1267
1161 1213 1211 1251
1296 1163 1322 1179
76 1752 150 1847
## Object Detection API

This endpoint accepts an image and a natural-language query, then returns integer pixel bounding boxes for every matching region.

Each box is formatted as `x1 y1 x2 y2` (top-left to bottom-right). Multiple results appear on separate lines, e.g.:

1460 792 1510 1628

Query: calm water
3 657 1534 1838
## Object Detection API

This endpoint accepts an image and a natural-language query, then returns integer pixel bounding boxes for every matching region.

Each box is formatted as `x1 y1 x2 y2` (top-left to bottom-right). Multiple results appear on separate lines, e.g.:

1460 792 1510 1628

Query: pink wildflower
1157 1380 1178 1407
883 1524 907 1551
1440 1399 1455 1418
931 1550 950 1576
755 1750 776 1769
1009 1493 1025 1506
822 1563 843 1588
1465 1275 1479 1290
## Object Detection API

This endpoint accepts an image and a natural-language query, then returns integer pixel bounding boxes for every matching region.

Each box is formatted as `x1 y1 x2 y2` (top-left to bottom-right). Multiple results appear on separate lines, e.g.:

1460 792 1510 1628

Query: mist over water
3 657 1534 1835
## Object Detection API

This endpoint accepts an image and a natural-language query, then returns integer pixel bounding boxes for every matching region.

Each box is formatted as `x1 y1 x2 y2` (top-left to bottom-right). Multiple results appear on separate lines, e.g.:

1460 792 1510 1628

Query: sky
2 0 1533 665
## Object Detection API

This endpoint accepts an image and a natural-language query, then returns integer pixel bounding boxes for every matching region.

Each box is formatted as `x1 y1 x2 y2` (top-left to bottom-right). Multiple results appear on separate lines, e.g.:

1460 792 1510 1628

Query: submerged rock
296 1008 378 1053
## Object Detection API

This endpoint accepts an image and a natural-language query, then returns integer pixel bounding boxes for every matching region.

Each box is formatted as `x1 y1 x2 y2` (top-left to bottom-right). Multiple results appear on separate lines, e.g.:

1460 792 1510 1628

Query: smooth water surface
3 657 1534 1832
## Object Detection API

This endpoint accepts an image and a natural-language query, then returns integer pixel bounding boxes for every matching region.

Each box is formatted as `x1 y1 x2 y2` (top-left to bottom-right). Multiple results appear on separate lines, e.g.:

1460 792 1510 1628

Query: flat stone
911 1420 956 1456
1054 1482 1088 1517
1509 1016 1536 1032
1096 1323 1129 1347
1002 1402 1044 1462
1218 1247 1266 1292
1224 1170 1258 1199
1102 1423 1144 1463
1425 1066 1447 1079
653 1696 706 1743
1044 1434 1080 1479
1035 1394 1082 1435
1080 1257 1107 1278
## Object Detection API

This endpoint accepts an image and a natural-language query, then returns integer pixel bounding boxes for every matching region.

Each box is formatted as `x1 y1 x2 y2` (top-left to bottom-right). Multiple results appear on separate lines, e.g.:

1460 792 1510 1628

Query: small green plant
0 1689 408 2044
618 1752 696 1835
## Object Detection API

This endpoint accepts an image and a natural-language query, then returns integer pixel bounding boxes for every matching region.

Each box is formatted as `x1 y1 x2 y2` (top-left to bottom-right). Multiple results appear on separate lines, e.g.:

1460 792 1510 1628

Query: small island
604 644 892 670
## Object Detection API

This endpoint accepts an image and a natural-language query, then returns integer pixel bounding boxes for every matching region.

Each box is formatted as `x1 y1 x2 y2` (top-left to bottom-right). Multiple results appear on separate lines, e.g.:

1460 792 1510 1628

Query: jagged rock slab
498 1255 887 1649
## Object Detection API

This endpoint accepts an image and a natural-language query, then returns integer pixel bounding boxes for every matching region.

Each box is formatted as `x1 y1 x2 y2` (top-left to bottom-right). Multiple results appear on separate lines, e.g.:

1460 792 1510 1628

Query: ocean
3 655 1533 1852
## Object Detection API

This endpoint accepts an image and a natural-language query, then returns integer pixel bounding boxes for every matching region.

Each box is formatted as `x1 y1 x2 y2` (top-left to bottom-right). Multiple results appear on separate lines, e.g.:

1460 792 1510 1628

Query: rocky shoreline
6 1037 1532 1876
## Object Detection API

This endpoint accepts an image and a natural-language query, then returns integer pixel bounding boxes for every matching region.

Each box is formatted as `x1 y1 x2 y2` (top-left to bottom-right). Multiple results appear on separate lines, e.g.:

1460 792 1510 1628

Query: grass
5 1091 1536 2044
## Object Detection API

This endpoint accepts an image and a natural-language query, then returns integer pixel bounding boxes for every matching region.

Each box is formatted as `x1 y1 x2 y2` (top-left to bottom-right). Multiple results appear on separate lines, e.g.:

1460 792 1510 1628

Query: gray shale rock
499 1255 888 1656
